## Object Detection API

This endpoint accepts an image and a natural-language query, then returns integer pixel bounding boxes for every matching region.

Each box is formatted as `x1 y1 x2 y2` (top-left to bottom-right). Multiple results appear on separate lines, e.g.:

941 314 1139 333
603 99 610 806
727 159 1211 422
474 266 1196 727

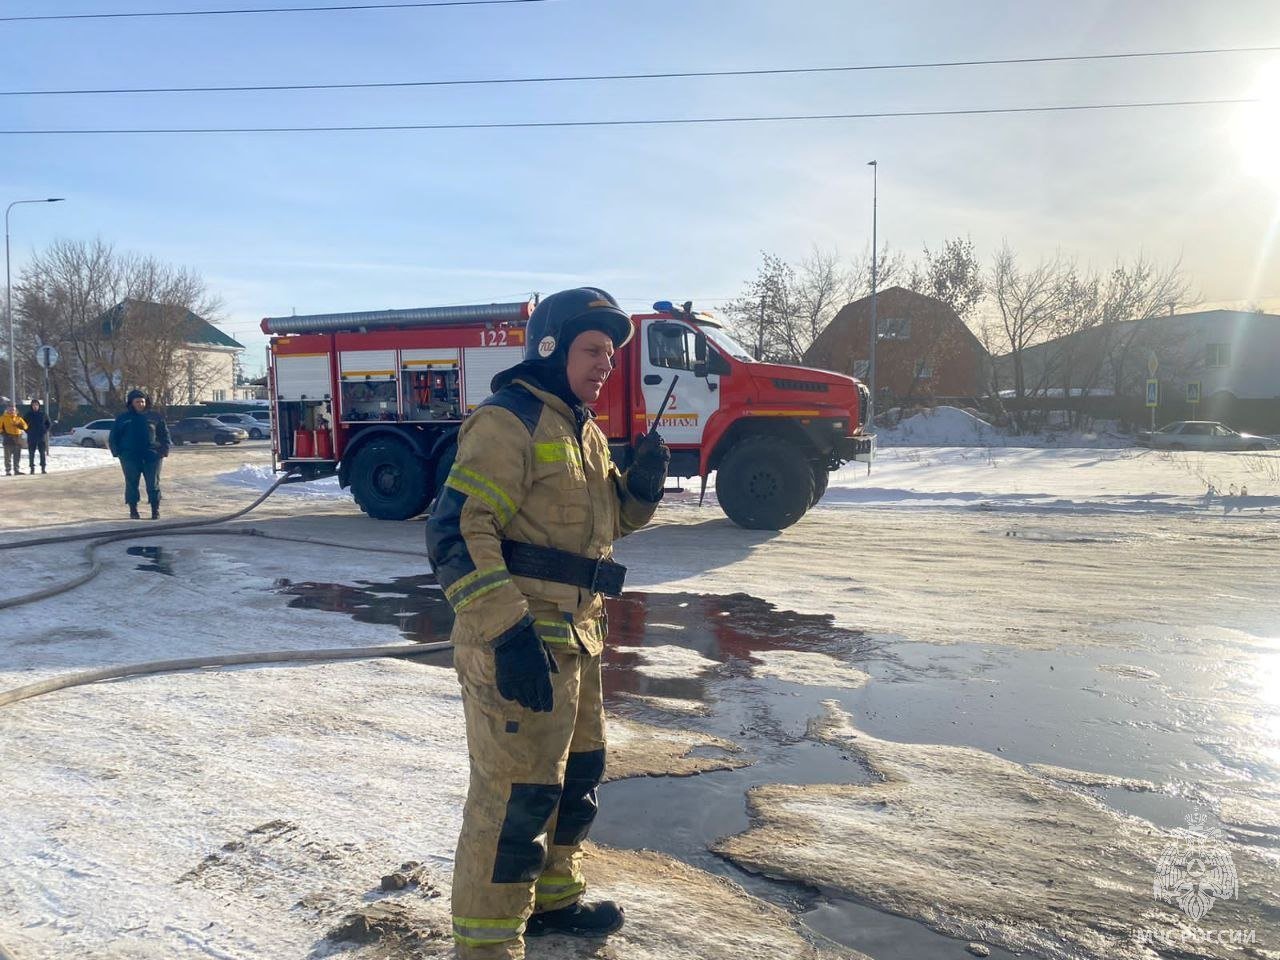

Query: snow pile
16 440 115 473
218 463 346 497
875 406 1130 449
877 406 1001 447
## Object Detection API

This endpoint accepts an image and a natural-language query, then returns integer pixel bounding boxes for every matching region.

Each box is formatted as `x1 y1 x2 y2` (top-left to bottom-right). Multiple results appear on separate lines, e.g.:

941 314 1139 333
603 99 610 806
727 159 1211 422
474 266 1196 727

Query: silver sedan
1139 421 1280 451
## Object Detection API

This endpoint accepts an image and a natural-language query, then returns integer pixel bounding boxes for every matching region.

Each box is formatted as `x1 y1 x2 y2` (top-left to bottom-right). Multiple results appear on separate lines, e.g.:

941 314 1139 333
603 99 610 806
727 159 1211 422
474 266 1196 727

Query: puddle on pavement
273 575 1275 959
126 545 175 576
275 573 455 647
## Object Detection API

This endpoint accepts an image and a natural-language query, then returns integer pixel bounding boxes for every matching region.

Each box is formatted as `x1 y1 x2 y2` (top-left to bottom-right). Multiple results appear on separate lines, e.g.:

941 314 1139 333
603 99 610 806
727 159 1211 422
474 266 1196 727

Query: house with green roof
83 299 246 407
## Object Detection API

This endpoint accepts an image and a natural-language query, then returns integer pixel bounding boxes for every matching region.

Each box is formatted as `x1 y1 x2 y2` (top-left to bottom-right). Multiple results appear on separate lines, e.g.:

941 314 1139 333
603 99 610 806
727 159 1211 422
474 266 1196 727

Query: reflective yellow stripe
452 915 525 946
533 439 582 468
445 565 512 611
446 464 517 525
534 618 575 646
535 872 586 908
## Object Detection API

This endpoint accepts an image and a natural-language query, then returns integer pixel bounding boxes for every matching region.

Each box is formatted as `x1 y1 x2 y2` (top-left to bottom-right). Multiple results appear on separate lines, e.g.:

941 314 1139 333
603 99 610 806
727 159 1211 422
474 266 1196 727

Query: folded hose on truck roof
260 300 533 335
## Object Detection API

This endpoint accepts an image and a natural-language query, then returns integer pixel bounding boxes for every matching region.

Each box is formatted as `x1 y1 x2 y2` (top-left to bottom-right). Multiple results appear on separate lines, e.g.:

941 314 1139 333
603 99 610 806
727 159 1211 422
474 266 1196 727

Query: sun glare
1237 65 1280 192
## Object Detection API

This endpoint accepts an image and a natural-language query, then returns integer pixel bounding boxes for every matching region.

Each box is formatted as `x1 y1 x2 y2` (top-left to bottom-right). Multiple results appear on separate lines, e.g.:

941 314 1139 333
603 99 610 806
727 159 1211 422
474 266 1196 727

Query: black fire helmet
522 287 634 365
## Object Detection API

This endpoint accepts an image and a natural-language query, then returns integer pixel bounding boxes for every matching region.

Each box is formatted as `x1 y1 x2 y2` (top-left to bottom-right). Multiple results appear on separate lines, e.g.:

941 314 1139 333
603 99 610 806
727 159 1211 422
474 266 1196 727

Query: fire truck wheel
810 464 830 506
349 438 432 520
716 436 814 530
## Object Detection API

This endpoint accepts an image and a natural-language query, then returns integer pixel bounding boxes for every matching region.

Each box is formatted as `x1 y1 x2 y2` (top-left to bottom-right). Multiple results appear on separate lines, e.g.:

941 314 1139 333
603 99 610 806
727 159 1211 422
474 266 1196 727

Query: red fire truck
263 299 874 530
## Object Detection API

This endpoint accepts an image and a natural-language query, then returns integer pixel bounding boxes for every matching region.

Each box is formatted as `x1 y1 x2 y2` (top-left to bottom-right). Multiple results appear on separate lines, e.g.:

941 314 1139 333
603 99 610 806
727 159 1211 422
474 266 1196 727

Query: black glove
627 431 671 502
493 620 558 712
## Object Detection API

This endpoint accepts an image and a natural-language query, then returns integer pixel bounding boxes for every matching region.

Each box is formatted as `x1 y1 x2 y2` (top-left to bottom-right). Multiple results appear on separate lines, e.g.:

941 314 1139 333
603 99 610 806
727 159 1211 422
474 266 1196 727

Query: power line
0 0 549 21
4 45 1278 97
0 97 1258 135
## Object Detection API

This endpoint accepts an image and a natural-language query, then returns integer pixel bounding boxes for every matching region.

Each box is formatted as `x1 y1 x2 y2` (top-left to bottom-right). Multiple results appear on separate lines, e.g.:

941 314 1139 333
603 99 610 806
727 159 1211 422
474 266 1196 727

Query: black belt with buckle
501 540 627 597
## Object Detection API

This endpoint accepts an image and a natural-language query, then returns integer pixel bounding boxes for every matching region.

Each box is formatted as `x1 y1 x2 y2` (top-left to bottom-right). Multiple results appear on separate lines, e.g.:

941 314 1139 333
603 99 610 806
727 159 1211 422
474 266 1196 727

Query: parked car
68 419 115 448
248 410 272 423
169 417 248 446
1137 421 1280 451
206 412 270 439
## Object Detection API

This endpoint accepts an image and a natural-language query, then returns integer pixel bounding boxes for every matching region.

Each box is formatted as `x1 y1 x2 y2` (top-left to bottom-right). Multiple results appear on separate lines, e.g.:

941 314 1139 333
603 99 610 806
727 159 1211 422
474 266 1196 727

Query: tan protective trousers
451 640 606 960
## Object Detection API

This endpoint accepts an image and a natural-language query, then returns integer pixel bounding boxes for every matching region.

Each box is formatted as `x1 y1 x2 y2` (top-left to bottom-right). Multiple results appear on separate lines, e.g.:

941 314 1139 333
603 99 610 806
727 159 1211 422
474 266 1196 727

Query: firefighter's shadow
613 517 778 588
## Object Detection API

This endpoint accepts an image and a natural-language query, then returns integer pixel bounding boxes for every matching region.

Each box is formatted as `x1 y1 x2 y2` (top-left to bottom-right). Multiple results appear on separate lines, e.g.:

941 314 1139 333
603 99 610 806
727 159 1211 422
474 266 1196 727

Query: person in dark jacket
108 388 171 519
24 399 52 475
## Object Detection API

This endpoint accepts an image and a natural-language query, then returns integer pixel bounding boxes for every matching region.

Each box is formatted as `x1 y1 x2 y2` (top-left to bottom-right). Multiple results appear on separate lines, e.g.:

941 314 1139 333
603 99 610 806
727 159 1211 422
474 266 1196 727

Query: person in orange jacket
1 403 29 476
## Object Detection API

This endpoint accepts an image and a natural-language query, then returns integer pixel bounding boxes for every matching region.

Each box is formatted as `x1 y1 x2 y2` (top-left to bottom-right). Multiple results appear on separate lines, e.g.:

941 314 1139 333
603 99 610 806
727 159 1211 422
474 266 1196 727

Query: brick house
803 287 990 403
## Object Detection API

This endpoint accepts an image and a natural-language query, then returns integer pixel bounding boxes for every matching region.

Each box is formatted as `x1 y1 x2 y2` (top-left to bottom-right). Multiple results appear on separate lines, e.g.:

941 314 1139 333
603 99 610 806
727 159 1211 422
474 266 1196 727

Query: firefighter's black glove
627 432 671 502
493 620 558 712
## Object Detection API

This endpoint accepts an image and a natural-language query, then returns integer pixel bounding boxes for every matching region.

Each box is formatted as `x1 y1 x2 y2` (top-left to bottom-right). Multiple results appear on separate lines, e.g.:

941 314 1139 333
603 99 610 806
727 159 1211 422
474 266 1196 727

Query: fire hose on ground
0 474 458 960
0 470 457 706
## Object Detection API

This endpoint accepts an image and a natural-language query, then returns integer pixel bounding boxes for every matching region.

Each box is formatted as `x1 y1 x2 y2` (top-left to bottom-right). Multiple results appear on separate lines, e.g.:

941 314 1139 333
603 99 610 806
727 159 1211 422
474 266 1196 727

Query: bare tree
907 237 985 321
722 252 797 362
16 238 223 413
725 244 908 364
989 244 1069 430
848 242 907 299
1097 255 1191 404
896 237 987 405
791 246 855 359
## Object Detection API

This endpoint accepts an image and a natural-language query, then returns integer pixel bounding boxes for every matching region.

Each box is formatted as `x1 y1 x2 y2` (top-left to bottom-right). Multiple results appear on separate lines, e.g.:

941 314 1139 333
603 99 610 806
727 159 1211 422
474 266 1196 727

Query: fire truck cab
264 299 873 530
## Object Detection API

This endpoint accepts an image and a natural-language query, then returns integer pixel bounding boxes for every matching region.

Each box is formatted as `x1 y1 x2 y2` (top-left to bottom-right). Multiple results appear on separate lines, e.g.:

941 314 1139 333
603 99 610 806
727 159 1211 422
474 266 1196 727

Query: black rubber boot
129 505 141 519
526 901 624 939
150 504 160 520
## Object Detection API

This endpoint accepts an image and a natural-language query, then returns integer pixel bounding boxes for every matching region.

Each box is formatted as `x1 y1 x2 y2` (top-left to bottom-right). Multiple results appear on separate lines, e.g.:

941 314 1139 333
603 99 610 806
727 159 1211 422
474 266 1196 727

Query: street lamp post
866 160 879 431
5 197 65 404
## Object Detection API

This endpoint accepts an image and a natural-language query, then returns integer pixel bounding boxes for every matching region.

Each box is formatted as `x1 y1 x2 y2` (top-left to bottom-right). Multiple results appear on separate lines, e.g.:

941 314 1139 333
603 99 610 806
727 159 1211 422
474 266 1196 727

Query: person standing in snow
426 288 670 959
1 403 28 476
24 399 52 475
108 388 171 519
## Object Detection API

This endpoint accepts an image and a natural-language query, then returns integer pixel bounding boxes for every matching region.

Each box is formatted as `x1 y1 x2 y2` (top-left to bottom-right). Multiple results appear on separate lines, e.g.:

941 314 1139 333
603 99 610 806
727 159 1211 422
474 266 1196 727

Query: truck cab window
649 323 699 371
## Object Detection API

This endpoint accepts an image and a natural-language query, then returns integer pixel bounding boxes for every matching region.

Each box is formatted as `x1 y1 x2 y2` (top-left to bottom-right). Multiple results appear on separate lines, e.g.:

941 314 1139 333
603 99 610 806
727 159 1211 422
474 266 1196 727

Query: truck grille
771 378 829 392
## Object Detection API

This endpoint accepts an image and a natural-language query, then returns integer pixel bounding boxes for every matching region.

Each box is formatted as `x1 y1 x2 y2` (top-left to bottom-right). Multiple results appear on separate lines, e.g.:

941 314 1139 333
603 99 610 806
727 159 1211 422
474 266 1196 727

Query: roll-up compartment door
402 348 460 367
463 346 523 411
276 354 332 400
340 349 397 380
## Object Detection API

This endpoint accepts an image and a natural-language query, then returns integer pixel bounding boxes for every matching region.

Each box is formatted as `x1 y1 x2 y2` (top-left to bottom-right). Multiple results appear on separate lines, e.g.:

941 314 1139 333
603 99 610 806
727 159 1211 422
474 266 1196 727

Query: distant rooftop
100 299 244 350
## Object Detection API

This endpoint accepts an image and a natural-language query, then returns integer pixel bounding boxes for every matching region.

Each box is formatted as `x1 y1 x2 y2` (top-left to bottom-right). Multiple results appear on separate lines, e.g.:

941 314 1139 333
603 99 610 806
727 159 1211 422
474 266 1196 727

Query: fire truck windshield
698 324 754 362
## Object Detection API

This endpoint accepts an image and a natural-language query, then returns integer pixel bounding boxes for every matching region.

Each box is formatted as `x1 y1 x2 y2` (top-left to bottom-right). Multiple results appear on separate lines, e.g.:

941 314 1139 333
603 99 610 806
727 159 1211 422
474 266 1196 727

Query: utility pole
866 160 879 431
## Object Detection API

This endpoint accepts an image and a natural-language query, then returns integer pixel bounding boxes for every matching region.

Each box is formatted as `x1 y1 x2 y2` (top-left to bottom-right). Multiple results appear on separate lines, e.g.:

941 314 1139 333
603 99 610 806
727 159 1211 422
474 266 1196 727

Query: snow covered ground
2 436 1278 959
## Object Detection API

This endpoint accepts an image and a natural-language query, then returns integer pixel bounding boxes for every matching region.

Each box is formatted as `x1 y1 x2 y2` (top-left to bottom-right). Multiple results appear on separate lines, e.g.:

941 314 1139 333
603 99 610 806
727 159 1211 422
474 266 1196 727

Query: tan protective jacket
426 377 657 654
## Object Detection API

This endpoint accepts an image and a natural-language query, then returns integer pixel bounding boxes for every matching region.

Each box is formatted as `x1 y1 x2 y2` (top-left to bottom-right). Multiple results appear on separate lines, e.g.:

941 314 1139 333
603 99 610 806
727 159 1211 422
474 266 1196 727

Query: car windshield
1156 423 1183 433
698 324 754 362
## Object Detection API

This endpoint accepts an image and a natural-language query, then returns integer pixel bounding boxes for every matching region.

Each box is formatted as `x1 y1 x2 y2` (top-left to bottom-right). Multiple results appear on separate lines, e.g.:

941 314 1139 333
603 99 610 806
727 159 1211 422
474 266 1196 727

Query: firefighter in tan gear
426 287 669 959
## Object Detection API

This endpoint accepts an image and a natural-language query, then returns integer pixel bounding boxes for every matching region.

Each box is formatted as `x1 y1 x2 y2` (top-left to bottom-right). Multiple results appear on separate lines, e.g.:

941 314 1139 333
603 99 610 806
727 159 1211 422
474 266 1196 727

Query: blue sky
4 0 1280 372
